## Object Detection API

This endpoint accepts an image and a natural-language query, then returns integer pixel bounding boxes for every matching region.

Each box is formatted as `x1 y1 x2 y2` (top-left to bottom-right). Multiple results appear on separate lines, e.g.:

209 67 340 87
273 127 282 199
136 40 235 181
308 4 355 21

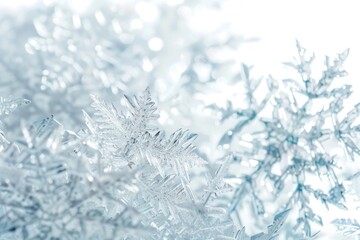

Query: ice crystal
218 42 360 237
80 88 240 239
0 97 31 117
0 115 151 239
0 97 30 151
332 218 360 238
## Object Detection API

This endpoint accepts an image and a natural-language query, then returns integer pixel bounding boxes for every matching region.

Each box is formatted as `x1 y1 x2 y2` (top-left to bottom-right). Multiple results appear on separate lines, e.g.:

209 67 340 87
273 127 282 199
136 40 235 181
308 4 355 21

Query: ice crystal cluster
0 89 290 239
0 0 360 239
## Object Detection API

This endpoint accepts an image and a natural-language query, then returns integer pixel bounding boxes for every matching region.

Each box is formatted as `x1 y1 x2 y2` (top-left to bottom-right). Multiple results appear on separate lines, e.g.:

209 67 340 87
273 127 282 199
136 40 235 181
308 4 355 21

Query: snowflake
217 42 360 237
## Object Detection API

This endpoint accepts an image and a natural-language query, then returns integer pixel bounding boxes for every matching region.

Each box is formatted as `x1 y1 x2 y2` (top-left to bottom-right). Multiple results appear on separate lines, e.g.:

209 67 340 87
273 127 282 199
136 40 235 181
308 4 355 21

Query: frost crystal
81 88 237 239
218 43 360 237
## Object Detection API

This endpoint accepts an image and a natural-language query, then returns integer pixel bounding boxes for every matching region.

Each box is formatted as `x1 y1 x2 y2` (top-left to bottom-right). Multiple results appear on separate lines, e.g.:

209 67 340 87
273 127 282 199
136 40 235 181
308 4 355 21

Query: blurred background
1 0 359 86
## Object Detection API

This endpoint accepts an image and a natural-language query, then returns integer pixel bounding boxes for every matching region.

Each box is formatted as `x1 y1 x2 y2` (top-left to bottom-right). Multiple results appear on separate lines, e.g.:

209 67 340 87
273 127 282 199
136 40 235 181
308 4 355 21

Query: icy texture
0 89 292 239
1 1 360 238
0 1 288 238
0 117 150 239
81 88 235 239
216 43 360 237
